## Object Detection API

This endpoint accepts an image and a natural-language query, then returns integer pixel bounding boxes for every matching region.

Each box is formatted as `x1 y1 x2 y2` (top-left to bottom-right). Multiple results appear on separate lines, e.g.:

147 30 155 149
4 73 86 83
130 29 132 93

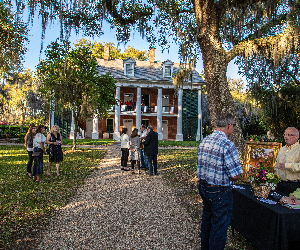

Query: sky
23 16 246 82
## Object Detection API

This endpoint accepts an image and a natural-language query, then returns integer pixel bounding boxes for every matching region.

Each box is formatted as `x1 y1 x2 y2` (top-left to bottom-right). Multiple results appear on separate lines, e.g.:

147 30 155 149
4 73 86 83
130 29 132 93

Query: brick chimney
104 45 110 61
149 48 155 64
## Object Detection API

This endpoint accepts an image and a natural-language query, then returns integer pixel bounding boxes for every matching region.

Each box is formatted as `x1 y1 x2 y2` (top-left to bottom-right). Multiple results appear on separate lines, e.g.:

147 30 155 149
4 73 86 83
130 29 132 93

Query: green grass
159 148 198 168
158 140 199 147
63 139 199 147
0 145 105 248
63 139 114 146
0 145 253 249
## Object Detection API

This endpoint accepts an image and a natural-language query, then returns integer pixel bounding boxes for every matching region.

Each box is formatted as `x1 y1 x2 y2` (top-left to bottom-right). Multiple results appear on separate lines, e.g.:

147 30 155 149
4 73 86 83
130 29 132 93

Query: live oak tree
12 0 300 152
0 1 27 77
237 49 300 137
2 69 43 124
250 82 300 137
37 40 116 150
1 1 27 121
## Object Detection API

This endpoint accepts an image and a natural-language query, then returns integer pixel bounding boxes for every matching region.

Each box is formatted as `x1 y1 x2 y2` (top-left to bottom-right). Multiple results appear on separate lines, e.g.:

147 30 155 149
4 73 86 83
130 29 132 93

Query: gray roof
96 59 205 85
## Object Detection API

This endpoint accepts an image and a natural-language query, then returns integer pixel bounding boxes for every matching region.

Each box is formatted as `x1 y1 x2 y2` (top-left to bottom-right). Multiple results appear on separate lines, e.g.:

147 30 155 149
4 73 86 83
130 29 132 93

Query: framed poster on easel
242 141 282 180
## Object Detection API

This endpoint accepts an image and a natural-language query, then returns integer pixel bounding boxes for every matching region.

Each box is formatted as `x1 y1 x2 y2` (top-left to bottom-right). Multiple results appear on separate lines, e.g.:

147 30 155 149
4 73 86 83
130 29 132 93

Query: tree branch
226 27 293 63
219 0 270 10
285 69 300 88
244 14 287 41
226 13 287 47
102 0 153 25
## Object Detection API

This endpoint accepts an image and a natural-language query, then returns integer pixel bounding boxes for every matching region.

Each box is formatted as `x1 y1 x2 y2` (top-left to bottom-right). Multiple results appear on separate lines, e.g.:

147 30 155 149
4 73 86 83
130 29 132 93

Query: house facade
87 46 205 141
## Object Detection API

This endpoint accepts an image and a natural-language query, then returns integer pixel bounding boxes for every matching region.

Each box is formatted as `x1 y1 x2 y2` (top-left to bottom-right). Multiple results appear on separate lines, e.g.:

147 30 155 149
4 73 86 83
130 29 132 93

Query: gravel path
38 144 201 249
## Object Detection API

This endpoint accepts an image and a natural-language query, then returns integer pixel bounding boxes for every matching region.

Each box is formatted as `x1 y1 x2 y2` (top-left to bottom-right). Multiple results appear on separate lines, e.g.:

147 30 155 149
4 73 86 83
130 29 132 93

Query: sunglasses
228 123 236 127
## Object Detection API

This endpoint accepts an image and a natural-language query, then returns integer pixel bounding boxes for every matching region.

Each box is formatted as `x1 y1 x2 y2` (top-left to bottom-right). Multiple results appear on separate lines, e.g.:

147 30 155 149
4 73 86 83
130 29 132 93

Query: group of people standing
120 124 158 176
24 124 63 182
197 113 300 250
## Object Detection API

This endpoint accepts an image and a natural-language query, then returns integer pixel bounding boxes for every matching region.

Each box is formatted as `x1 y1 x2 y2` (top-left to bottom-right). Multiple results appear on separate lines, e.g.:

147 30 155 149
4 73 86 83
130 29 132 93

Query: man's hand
229 174 240 182
276 163 285 170
280 196 290 204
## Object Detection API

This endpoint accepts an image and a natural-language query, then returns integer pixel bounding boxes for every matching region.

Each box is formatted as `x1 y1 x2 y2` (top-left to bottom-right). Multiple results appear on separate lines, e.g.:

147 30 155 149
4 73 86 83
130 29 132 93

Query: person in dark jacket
143 125 158 175
24 124 36 178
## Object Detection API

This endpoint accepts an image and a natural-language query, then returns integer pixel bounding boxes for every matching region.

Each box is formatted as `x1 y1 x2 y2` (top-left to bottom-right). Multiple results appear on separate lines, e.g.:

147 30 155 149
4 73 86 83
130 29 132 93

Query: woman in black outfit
24 125 36 178
46 125 63 177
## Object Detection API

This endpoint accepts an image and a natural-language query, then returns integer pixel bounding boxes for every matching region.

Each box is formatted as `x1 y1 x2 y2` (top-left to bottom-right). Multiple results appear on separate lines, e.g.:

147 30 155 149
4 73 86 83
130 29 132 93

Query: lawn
63 138 114 146
0 145 105 248
158 140 199 147
0 144 254 249
63 139 199 147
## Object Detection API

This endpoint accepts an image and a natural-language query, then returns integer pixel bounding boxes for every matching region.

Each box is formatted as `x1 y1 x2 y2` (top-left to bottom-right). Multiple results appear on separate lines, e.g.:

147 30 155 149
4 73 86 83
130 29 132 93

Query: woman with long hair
24 124 36 178
46 125 63 178
129 128 141 174
32 125 47 182
120 127 130 171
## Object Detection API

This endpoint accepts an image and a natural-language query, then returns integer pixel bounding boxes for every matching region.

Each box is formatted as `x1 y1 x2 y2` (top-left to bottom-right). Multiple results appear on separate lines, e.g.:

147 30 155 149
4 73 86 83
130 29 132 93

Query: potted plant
249 161 282 198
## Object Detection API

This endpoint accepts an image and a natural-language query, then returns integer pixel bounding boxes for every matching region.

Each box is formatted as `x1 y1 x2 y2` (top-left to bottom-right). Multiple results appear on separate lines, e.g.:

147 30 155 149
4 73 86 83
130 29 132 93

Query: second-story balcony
119 105 176 115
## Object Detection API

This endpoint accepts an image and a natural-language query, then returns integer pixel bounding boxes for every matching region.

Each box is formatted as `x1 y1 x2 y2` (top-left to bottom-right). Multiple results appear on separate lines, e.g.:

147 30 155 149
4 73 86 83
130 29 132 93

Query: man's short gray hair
216 113 235 128
286 127 299 136
147 125 154 131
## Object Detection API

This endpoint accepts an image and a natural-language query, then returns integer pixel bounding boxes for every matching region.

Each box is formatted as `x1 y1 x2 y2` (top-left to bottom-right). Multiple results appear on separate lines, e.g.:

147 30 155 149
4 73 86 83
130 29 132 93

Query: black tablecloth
230 185 300 250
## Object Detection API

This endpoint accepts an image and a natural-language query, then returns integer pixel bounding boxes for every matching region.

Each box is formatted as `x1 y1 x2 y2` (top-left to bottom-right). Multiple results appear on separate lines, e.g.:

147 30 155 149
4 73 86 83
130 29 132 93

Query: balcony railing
120 105 175 114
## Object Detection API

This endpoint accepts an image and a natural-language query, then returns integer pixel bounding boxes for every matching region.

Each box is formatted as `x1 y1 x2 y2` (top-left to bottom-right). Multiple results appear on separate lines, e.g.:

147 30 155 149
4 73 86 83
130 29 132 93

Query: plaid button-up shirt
197 130 243 186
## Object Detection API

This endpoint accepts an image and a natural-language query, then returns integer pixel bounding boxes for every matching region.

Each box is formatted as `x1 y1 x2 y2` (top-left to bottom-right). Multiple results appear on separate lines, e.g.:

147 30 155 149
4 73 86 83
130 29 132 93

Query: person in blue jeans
197 113 243 249
143 125 158 175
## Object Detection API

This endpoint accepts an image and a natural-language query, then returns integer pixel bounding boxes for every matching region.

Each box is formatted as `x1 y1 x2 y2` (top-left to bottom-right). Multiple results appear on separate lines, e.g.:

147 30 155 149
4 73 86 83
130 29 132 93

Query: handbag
32 148 41 157
140 138 145 149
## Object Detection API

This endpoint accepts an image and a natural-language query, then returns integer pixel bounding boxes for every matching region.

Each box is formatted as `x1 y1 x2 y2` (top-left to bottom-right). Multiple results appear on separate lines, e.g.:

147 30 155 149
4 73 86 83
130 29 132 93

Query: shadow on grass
0 145 105 249
1 146 256 249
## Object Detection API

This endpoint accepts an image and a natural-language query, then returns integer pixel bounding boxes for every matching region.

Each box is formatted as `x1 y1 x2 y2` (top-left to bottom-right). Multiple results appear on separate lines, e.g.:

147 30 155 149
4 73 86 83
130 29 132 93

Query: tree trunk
194 0 245 155
201 46 245 155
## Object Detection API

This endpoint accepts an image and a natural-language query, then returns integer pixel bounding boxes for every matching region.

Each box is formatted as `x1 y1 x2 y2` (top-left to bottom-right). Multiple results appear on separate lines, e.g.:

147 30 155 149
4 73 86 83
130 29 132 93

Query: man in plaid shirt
197 113 243 250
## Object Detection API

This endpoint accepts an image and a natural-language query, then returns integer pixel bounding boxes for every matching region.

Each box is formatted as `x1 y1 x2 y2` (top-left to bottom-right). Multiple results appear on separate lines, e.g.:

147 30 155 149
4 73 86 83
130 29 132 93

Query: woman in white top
32 125 47 182
120 127 130 171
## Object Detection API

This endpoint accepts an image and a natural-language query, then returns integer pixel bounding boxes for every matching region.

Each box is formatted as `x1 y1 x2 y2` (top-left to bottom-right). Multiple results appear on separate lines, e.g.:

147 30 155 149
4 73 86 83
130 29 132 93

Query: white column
196 88 203 141
92 113 99 139
50 111 55 128
157 88 163 140
69 111 75 139
176 88 183 141
113 87 121 140
136 87 142 132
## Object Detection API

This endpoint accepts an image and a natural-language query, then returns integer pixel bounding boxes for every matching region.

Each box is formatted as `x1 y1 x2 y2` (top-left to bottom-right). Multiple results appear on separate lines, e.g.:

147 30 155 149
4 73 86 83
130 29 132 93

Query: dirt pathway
37 144 200 249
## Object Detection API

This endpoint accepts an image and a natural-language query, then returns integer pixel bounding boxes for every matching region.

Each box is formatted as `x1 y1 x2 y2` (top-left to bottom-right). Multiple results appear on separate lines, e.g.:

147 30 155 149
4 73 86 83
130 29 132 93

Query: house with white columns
90 46 204 141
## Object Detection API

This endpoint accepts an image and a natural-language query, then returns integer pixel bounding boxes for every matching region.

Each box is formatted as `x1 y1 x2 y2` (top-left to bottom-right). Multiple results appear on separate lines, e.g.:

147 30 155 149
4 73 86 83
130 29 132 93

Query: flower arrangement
249 162 282 190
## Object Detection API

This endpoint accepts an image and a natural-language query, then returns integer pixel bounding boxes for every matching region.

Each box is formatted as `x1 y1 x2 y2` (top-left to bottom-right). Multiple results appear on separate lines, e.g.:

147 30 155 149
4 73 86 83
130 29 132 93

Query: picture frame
242 141 282 180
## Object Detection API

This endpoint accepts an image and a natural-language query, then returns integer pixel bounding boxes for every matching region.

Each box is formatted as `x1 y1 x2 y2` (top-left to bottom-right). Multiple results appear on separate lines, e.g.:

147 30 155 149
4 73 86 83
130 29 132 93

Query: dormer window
163 60 173 78
125 63 134 76
164 66 172 77
123 58 136 76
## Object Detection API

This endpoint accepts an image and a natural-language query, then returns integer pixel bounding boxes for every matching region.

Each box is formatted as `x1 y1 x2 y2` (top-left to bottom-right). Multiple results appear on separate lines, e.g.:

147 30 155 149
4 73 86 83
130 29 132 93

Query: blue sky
23 17 246 82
